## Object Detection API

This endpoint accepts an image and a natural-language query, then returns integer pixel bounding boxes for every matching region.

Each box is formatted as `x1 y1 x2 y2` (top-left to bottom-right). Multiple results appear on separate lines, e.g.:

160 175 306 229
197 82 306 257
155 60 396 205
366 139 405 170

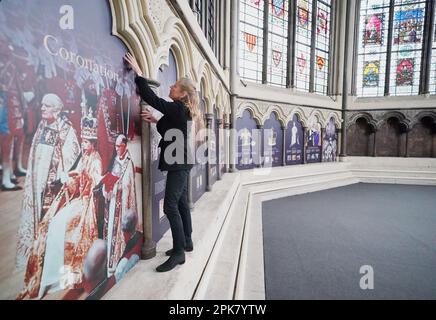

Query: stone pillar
302 127 308 164
229 0 239 173
257 124 264 168
373 129 377 157
404 129 410 158
205 113 213 191
216 118 223 180
281 125 286 166
320 127 326 162
224 121 230 173
140 79 159 260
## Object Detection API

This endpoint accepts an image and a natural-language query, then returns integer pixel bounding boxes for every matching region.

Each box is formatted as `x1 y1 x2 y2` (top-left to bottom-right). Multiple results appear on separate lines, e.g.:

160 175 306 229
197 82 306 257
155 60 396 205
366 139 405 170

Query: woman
124 52 202 272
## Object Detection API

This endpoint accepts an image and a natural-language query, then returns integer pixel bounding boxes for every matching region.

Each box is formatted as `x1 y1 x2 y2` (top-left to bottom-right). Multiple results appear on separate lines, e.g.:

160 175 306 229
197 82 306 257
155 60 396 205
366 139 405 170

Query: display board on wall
322 117 337 162
236 110 260 170
306 117 322 163
190 90 207 203
263 112 283 167
285 115 304 165
0 0 143 300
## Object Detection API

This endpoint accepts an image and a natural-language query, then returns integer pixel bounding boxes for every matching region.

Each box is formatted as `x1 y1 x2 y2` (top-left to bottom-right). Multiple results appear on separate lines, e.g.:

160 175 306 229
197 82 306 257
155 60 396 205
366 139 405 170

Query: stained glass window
314 0 332 94
240 0 265 83
431 8 436 93
294 0 332 93
357 0 390 96
295 0 313 91
390 0 425 95
239 0 333 93
267 0 289 87
356 0 427 96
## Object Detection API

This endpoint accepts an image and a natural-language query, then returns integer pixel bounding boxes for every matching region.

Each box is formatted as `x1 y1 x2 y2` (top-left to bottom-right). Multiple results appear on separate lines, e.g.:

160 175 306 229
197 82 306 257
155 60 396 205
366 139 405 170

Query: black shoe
1 184 23 191
165 240 194 256
156 253 185 272
15 170 27 177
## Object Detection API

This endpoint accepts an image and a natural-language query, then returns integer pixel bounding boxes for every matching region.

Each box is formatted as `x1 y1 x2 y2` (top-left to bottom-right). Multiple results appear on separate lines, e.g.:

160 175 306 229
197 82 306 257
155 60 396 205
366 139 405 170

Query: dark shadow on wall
408 116 436 157
347 117 373 156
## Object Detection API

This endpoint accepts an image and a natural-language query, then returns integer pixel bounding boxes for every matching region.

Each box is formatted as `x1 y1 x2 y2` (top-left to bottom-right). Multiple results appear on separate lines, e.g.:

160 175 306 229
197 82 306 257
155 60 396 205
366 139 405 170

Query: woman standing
124 52 201 272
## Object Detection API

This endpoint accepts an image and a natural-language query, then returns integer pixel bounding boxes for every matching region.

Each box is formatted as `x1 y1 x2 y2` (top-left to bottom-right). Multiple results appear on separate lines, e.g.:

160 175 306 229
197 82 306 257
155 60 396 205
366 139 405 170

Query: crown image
81 110 98 140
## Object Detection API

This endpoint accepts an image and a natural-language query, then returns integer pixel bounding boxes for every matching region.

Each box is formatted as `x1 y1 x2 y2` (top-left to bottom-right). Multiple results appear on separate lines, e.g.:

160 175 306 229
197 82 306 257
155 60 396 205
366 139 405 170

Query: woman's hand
124 52 143 77
140 110 158 124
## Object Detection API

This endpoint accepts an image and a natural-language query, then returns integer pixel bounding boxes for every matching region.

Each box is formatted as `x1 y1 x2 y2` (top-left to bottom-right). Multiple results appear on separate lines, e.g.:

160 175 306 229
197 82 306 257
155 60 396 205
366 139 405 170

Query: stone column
404 128 410 158
216 118 223 180
140 79 159 260
281 125 286 166
205 113 213 191
224 121 230 173
320 127 326 162
372 129 377 157
257 124 264 168
302 127 308 164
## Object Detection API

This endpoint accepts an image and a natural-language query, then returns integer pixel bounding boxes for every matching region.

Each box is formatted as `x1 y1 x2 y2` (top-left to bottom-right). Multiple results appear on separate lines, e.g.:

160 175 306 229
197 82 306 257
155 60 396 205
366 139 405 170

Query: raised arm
134 76 175 115
124 52 178 116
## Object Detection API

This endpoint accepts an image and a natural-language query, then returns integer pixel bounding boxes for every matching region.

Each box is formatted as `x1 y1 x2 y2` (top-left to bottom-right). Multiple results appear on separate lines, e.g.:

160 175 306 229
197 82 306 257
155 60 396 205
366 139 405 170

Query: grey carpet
262 183 436 300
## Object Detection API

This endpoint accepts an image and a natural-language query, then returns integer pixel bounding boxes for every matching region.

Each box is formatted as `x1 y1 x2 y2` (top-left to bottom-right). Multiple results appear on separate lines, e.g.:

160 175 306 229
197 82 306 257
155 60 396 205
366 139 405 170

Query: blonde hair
177 77 205 131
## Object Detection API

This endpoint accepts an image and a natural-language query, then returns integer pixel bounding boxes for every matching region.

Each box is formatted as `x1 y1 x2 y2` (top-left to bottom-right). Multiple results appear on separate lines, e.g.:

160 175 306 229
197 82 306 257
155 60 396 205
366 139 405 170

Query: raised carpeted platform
262 183 436 299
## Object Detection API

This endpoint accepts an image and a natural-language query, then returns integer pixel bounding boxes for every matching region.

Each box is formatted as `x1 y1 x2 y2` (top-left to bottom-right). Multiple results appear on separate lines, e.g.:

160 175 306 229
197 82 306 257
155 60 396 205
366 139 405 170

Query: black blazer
135 76 194 171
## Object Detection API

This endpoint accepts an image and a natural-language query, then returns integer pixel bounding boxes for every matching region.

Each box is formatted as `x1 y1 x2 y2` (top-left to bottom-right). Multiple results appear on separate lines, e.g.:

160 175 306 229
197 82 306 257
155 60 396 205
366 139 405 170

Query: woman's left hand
140 110 158 124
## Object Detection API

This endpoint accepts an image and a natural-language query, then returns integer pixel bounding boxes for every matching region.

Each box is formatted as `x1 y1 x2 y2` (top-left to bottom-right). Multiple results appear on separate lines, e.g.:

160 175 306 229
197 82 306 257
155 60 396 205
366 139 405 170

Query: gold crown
81 111 98 140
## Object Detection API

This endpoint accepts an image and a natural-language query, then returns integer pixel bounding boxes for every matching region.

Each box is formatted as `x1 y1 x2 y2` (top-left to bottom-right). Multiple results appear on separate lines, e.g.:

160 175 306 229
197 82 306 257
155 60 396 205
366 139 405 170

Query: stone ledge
104 157 436 300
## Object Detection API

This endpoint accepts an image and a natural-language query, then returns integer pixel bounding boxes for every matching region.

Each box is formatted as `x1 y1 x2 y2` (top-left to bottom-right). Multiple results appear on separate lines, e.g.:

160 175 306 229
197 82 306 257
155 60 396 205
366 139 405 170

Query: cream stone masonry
109 0 230 116
236 99 342 129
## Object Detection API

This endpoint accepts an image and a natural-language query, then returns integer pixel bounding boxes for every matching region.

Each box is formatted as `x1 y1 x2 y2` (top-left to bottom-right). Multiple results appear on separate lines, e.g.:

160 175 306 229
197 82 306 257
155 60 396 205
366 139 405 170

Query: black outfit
135 76 193 271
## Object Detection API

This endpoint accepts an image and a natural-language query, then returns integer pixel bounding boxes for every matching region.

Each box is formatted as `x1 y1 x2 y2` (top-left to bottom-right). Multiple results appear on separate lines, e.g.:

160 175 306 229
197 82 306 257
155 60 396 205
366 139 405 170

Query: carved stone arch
109 0 157 78
307 109 324 127
325 112 342 129
347 112 376 130
198 63 214 113
199 77 211 114
412 110 436 128
376 111 407 131
288 107 308 127
237 102 262 125
155 18 197 80
213 84 226 119
262 106 286 127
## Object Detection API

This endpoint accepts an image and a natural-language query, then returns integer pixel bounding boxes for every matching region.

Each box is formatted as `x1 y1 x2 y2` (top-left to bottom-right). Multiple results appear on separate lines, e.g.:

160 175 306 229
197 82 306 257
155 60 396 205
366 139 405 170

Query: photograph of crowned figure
17 111 102 299
16 93 81 272
0 0 143 300
94 134 142 281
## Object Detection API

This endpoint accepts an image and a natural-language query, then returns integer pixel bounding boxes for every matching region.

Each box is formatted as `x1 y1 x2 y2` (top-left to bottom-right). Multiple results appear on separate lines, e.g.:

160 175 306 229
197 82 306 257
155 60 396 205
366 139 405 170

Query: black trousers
163 169 192 254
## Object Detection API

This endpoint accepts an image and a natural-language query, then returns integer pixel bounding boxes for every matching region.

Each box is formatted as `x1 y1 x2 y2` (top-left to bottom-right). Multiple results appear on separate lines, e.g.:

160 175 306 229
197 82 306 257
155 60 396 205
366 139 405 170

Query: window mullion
327 0 336 96
288 0 296 88
309 0 318 92
384 0 395 96
420 0 435 94
262 0 269 84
